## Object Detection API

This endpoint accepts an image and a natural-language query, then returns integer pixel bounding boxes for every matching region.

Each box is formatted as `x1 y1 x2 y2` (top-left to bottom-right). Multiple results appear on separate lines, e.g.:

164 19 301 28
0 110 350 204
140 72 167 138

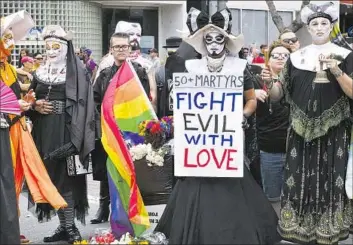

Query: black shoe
43 225 67 243
67 225 82 244
90 196 110 224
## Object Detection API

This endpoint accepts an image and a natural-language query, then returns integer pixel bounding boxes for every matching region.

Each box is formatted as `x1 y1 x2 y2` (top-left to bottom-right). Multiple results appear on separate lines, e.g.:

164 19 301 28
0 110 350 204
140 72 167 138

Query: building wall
0 0 102 66
158 2 187 63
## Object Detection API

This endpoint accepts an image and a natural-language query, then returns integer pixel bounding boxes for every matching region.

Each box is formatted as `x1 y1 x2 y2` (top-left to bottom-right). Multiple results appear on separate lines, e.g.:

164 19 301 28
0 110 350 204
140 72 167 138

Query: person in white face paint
29 25 95 244
95 21 143 80
94 21 157 110
261 2 353 244
154 8 281 245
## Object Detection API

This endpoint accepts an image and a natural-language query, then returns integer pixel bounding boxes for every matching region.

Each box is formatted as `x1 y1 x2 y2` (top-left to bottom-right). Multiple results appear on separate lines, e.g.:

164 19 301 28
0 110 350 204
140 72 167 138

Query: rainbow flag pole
101 61 156 238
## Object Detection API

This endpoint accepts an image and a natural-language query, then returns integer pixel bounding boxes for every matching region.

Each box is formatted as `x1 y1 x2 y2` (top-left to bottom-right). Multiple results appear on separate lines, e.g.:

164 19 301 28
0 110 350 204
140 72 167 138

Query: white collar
290 42 351 72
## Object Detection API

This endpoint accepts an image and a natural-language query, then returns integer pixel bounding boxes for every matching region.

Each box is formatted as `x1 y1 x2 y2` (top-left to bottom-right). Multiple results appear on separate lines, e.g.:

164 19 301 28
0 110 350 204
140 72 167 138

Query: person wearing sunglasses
279 29 300 53
255 42 290 215
33 52 44 70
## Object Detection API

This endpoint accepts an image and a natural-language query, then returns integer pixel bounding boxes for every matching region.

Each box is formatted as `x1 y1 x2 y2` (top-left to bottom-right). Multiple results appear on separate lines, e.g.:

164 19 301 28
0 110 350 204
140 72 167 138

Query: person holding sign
154 8 280 245
263 2 353 244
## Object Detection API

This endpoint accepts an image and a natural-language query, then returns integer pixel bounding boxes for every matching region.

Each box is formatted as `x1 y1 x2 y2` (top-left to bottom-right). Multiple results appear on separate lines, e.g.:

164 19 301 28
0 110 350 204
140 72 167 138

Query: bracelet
331 68 344 79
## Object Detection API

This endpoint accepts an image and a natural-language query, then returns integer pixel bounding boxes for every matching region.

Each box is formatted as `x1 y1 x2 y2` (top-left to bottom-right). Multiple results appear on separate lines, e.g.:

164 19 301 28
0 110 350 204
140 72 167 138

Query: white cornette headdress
42 25 73 45
301 2 338 25
115 21 142 35
184 8 244 56
0 10 35 42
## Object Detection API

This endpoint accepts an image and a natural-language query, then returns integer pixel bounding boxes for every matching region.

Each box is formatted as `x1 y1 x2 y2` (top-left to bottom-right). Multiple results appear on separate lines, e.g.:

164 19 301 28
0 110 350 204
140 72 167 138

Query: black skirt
154 166 281 244
0 126 20 244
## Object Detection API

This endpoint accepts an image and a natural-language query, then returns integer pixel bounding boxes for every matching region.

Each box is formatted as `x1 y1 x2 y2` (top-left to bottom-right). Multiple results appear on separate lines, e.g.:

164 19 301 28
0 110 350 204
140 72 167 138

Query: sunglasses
271 53 290 60
35 57 43 60
282 37 298 44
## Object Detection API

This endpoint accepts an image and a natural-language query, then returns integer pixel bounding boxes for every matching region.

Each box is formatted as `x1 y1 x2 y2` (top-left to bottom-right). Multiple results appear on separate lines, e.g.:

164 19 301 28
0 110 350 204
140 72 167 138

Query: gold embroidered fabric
281 65 352 141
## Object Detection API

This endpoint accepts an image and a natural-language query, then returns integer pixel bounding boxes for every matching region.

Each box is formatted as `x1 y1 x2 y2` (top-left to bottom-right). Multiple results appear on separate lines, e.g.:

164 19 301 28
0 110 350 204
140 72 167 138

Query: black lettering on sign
148 212 158 217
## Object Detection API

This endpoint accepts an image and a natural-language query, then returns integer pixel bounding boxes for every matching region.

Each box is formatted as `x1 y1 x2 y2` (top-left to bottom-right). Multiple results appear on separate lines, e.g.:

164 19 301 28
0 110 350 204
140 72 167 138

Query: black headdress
186 7 232 35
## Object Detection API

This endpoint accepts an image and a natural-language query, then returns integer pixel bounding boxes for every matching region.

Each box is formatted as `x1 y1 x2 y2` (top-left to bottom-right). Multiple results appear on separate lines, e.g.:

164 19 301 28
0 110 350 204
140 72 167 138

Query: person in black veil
28 25 95 244
154 8 280 244
263 2 353 244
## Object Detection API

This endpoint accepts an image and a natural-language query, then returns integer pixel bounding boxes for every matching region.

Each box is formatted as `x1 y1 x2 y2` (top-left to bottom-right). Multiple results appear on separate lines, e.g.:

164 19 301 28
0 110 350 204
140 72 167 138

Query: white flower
117 233 133 244
129 144 148 160
129 143 168 167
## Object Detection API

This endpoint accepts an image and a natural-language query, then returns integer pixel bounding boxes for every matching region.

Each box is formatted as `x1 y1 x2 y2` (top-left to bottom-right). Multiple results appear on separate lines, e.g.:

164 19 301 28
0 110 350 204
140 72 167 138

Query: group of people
1 1 353 245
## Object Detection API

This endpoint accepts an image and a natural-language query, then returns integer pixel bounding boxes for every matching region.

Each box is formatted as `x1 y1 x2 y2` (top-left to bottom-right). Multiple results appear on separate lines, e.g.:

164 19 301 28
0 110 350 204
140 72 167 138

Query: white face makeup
127 30 141 44
204 30 226 57
45 40 67 64
307 17 333 44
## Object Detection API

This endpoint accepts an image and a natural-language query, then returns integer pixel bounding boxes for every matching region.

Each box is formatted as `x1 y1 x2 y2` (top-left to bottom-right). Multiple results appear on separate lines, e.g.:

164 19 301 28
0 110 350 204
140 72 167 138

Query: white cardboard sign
143 204 166 234
173 73 244 178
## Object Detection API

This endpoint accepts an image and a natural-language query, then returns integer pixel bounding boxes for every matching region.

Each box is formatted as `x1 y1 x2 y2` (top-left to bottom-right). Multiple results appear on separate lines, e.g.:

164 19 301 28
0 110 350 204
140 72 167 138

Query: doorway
102 7 159 55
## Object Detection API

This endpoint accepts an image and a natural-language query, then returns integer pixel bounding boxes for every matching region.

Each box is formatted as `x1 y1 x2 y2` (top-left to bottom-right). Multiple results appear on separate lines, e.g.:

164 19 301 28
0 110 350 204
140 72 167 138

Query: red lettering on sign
184 148 238 170
184 148 197 168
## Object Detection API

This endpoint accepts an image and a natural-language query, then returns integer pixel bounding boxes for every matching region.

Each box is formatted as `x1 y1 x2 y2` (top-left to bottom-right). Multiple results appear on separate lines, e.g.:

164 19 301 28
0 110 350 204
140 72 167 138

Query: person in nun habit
154 8 280 245
263 2 353 244
28 25 95 244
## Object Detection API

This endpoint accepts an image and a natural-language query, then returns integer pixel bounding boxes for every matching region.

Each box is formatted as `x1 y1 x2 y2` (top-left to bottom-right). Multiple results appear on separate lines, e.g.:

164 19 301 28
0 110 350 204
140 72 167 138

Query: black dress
0 114 20 244
278 51 353 244
29 75 88 222
154 62 280 245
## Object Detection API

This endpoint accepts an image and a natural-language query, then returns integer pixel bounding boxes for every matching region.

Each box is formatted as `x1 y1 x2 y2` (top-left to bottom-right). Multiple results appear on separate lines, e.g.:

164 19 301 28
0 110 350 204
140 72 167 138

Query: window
242 9 268 47
231 8 294 47
230 9 241 35
268 11 294 43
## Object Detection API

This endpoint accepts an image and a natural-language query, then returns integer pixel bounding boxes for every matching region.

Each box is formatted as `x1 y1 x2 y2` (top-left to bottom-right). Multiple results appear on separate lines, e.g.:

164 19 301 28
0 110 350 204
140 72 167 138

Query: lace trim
281 65 352 141
278 200 353 244
289 96 351 141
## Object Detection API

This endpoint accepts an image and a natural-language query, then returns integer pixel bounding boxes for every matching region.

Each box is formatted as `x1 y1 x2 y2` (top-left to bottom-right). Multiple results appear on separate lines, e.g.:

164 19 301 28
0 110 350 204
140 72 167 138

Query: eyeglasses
111 45 130 51
282 37 298 44
271 53 290 60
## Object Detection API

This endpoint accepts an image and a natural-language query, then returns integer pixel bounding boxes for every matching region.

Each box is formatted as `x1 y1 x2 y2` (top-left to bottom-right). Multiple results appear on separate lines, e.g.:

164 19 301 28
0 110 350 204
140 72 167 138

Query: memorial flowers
130 116 174 166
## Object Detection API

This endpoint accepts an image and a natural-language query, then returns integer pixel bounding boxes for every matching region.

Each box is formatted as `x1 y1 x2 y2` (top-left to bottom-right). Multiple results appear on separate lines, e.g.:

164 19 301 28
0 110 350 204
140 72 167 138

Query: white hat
184 24 244 56
0 10 35 42
115 21 141 34
42 25 73 44
184 7 243 56
301 2 338 24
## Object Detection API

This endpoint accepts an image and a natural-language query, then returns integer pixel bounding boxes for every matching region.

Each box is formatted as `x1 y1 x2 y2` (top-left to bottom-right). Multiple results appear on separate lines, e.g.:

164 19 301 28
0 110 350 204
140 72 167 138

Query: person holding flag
91 32 155 234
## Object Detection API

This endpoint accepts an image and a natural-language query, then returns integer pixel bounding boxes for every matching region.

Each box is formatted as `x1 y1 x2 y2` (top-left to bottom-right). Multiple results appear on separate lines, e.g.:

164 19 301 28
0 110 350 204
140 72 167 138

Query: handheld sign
173 73 244 178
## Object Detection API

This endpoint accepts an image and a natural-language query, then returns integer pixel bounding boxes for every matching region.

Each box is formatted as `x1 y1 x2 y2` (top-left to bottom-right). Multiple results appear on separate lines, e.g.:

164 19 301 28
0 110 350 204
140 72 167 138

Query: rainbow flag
101 61 156 238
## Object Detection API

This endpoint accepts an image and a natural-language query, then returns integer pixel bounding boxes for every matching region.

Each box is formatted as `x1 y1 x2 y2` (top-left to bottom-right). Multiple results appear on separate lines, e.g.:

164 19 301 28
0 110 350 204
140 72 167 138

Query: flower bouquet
130 116 174 166
80 230 168 245
130 116 175 205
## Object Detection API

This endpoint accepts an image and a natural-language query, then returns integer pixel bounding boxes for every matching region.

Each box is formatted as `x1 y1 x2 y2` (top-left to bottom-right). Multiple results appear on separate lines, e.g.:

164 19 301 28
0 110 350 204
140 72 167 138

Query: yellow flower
73 240 88 244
